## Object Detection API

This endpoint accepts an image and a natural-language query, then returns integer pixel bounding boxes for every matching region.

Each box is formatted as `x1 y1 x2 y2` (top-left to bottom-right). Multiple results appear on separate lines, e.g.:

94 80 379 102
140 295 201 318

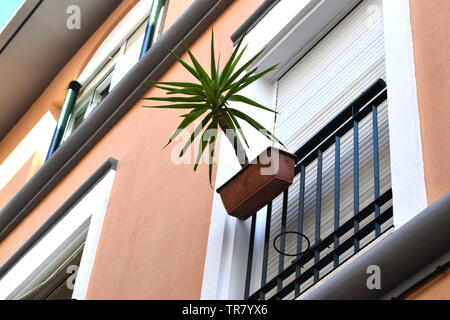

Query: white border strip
72 169 116 300
383 0 427 228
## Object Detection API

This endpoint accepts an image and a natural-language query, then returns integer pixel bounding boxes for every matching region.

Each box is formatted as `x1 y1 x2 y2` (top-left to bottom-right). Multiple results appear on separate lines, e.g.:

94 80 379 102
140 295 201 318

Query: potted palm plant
143 31 296 220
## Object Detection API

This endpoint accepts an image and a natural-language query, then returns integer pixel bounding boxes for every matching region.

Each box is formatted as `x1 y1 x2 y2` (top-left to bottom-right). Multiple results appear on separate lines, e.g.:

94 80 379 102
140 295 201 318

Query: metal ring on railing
273 231 311 257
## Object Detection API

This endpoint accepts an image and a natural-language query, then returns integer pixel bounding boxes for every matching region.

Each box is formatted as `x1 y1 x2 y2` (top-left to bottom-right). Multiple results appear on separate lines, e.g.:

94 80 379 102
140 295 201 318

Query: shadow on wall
0 112 56 209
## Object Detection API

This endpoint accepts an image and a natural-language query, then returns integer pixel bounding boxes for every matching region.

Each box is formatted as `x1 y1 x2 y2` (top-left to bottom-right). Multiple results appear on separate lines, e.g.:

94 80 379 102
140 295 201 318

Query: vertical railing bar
246 81 389 301
277 190 289 292
333 136 341 268
295 164 306 296
353 107 360 253
372 105 381 236
259 202 272 300
314 150 323 283
244 214 257 299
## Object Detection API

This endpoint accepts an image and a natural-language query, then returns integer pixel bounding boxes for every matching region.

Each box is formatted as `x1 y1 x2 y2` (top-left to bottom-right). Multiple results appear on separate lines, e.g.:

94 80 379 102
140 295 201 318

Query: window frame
201 0 426 300
0 165 116 300
61 50 119 144
60 0 170 144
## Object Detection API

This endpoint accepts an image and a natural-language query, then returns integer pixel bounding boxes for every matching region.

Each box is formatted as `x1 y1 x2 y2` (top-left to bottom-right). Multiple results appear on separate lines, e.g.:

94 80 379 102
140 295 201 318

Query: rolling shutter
266 0 391 294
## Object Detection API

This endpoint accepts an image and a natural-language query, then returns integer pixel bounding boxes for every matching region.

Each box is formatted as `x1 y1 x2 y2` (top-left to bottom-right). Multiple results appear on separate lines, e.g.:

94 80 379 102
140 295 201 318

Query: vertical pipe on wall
139 0 167 60
45 81 81 161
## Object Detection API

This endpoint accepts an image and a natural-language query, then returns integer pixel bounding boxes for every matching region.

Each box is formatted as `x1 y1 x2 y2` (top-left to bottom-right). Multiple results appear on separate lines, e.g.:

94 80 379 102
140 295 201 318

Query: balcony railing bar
372 105 381 236
293 79 387 162
293 88 387 175
247 188 392 300
259 202 272 300
244 215 257 299
277 190 289 292
244 79 391 300
270 208 393 300
353 106 360 253
333 135 341 269
295 164 306 295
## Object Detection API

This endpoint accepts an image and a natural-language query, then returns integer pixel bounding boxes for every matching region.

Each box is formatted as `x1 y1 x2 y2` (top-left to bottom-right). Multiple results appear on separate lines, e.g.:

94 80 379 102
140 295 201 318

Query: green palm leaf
228 94 277 113
143 30 284 185
143 103 207 109
147 81 203 89
143 96 206 103
193 121 216 171
210 29 217 81
179 113 213 157
227 107 285 147
164 108 209 148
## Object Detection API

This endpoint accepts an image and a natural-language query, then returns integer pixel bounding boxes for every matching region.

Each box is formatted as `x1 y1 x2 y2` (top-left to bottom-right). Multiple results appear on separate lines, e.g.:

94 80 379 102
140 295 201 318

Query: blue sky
0 0 24 31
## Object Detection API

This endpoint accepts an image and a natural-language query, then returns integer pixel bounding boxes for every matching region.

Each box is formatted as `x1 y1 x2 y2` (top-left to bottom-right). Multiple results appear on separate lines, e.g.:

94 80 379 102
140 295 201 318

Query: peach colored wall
163 0 194 33
0 0 264 300
409 0 450 204
0 0 139 212
86 0 264 300
0 0 139 264
405 267 450 300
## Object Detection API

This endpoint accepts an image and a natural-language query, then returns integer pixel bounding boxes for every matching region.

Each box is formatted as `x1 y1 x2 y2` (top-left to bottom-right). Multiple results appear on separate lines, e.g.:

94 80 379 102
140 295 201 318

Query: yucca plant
143 30 284 184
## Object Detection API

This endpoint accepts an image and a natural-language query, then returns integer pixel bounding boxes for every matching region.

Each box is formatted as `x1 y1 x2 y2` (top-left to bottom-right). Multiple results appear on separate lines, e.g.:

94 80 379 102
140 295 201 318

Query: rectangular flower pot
217 147 296 221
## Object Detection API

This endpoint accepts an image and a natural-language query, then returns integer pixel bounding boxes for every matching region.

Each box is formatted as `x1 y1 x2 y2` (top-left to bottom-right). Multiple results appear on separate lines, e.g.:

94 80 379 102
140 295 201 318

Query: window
60 1 168 143
203 0 400 301
109 19 147 89
17 244 85 300
0 164 116 300
242 0 393 300
61 51 118 144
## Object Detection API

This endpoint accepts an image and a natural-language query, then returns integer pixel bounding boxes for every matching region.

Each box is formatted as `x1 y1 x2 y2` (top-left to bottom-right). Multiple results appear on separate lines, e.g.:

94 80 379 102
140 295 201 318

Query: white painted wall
382 0 427 228
201 76 277 299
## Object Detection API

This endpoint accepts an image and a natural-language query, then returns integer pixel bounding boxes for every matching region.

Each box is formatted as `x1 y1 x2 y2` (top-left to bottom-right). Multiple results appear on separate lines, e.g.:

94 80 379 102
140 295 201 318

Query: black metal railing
244 79 393 300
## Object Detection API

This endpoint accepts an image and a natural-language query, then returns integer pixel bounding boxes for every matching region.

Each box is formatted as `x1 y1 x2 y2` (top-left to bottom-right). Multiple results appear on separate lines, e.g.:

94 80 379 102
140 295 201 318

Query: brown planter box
217 147 296 221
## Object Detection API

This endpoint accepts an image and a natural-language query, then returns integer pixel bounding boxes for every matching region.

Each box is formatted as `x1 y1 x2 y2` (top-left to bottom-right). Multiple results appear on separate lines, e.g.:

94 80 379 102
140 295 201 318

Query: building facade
0 0 448 300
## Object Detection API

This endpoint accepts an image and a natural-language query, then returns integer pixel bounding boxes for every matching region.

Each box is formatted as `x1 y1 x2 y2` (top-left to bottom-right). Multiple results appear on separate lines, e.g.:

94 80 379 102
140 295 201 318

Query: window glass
85 69 114 117
109 19 147 88
61 50 119 143
60 2 169 143
153 0 168 42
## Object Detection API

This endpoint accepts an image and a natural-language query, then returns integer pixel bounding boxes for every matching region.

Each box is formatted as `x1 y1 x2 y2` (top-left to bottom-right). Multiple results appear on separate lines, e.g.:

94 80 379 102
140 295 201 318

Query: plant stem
217 116 249 168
